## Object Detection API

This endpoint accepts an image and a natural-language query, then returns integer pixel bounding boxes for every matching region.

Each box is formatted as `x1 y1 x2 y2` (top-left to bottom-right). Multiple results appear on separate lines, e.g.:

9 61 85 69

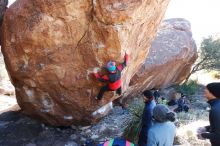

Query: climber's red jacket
94 53 128 90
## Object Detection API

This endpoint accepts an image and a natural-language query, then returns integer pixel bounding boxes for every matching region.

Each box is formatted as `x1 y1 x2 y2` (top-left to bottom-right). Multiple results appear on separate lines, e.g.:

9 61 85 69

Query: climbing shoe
95 96 101 100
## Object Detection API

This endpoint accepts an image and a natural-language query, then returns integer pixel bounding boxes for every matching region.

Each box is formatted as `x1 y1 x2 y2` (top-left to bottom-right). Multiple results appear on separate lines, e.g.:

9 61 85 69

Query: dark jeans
138 130 147 146
174 105 189 113
211 140 220 146
97 85 121 100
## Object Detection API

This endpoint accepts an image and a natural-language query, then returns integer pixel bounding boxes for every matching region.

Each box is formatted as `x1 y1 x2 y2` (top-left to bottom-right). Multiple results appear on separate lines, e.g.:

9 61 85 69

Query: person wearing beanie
147 104 176 146
93 52 128 100
174 93 189 113
197 82 220 146
138 90 156 146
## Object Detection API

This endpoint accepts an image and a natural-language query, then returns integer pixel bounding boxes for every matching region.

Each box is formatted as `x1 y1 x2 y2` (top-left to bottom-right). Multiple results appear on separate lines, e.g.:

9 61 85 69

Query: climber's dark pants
97 85 122 100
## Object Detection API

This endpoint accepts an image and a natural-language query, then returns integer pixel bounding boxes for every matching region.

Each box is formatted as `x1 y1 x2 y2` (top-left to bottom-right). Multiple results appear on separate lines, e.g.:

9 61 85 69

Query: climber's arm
94 73 109 82
117 53 128 71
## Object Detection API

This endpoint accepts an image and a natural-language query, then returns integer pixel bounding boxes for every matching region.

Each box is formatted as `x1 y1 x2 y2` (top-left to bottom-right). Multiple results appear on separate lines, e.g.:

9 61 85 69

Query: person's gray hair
153 104 176 122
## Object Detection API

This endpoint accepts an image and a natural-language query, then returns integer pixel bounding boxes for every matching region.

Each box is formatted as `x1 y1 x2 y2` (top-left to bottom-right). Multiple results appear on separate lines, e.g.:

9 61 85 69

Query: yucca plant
123 98 145 144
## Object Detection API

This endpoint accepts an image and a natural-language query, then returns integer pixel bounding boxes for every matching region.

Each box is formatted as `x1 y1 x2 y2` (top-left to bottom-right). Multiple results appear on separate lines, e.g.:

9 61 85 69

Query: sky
165 0 220 43
8 0 220 43
8 0 14 6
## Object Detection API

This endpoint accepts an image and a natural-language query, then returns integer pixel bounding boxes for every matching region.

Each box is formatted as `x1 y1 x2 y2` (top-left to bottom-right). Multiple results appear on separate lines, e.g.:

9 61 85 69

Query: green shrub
123 98 144 144
209 71 220 79
214 73 220 79
175 80 199 95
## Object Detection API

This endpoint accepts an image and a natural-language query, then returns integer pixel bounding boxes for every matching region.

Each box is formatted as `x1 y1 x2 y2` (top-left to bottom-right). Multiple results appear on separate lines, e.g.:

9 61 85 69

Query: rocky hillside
0 106 130 146
0 48 16 112
0 50 14 96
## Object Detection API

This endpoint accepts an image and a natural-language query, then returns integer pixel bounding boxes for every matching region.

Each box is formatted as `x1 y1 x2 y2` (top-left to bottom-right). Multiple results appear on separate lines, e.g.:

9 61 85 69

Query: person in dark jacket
174 93 189 113
138 90 156 146
197 82 220 146
94 53 128 100
153 89 160 103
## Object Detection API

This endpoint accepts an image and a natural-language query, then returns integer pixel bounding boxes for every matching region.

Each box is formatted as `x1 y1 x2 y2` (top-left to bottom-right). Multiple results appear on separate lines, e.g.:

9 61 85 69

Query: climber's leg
116 87 122 96
96 85 109 100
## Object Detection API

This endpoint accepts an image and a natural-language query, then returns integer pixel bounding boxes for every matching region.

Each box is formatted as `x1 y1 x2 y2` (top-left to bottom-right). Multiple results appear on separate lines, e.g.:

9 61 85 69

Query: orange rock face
128 18 198 97
1 0 170 125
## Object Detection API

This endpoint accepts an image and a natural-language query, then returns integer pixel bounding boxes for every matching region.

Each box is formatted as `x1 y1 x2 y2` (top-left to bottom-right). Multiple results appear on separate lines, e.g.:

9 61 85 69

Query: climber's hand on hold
93 73 99 79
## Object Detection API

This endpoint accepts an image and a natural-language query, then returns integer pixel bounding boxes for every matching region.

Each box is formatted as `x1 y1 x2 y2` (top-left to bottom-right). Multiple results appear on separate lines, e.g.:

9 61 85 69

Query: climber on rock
93 52 128 100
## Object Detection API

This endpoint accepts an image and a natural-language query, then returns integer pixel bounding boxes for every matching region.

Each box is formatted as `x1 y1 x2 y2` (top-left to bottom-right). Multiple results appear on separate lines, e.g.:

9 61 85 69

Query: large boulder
1 0 170 125
128 18 198 97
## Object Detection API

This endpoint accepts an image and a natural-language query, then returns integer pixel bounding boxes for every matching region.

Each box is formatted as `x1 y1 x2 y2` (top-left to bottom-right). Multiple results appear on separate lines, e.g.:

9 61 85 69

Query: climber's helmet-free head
106 61 116 73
